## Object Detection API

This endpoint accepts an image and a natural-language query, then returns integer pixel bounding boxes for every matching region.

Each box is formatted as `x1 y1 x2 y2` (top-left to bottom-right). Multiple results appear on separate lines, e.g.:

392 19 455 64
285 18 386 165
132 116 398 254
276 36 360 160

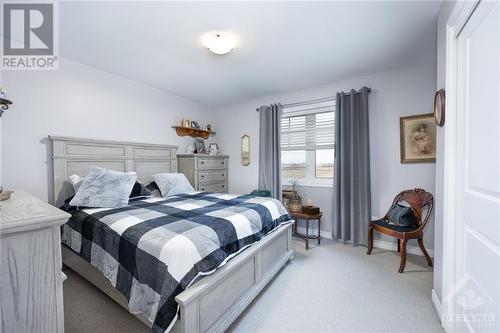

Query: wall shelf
172 126 215 140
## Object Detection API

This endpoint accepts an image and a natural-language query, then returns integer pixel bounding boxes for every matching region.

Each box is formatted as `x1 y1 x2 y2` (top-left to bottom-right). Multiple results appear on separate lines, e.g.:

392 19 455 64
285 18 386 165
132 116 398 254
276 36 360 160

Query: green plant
287 176 301 198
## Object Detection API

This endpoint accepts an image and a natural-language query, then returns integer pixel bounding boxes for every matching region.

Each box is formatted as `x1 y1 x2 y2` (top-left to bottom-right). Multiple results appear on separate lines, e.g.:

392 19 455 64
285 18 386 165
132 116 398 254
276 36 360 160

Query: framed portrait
194 138 207 154
400 113 436 163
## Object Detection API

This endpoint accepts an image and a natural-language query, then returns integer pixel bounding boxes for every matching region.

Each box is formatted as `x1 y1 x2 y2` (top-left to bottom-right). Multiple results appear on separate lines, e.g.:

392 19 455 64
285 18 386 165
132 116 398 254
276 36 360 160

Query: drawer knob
201 188 205 191
222 173 225 176
222 185 225 188
221 161 224 165
201 161 205 164
201 175 205 178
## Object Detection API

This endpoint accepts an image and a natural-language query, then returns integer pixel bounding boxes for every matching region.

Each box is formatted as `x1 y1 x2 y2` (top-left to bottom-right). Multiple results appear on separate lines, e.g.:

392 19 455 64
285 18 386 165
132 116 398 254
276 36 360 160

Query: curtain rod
255 87 371 111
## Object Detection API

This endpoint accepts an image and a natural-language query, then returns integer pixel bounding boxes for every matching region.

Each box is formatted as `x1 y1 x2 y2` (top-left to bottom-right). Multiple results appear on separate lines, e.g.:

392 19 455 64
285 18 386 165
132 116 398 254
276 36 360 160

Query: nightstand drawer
198 170 227 183
197 157 227 170
199 182 227 193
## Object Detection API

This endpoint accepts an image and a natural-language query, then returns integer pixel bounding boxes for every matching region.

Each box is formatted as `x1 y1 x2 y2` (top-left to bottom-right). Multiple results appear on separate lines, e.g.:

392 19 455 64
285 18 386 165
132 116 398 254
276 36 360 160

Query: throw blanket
61 192 291 332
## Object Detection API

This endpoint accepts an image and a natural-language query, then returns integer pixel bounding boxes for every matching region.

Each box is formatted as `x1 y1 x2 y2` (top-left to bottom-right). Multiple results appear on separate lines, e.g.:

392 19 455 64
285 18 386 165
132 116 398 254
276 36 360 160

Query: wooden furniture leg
397 239 401 252
367 225 373 255
290 212 322 250
317 217 321 245
305 218 309 250
398 239 408 273
418 238 433 267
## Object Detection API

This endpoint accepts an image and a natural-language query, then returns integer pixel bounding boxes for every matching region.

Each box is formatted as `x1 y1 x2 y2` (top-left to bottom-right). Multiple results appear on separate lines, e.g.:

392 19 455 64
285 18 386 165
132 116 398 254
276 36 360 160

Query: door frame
441 1 485 331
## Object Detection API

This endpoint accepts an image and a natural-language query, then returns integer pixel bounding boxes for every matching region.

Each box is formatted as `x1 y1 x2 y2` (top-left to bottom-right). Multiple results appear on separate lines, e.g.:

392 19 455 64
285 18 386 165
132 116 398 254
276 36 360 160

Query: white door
453 1 500 332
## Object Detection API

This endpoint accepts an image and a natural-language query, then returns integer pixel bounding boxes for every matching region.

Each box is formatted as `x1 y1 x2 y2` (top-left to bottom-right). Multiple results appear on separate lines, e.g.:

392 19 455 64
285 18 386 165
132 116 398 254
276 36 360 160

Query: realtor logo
1 2 59 70
443 274 495 329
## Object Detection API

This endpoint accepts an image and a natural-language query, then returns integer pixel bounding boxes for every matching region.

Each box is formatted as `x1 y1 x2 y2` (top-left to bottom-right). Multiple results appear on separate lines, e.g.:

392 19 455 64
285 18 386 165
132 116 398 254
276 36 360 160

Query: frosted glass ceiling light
202 32 237 55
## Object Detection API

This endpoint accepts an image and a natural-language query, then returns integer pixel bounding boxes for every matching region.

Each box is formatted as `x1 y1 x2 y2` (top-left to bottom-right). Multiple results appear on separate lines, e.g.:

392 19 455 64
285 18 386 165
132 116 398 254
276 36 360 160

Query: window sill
283 180 333 189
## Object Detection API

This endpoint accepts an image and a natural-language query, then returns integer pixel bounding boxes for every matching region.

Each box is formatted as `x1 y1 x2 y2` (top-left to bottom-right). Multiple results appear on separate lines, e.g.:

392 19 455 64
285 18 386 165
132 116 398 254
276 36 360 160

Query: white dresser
0 191 70 333
177 154 229 192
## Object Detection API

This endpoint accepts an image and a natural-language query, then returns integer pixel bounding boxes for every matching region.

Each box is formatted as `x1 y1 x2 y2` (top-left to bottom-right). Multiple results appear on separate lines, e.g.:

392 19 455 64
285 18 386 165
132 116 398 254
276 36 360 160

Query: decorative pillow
70 167 137 208
146 181 162 198
129 181 152 199
69 174 85 192
70 175 150 199
153 173 195 197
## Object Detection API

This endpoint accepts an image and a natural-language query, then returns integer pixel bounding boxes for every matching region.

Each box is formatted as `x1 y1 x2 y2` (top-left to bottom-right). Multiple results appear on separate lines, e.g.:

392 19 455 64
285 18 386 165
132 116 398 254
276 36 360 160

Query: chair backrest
390 188 434 228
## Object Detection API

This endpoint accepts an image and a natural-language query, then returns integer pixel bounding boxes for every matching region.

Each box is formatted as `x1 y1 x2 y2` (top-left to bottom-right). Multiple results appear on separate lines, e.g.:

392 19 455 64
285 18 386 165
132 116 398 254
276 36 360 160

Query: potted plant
287 177 302 212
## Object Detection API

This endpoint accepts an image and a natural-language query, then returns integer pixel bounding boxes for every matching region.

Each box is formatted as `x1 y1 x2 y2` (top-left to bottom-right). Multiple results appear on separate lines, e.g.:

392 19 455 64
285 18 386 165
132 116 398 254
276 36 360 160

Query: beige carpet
64 239 443 333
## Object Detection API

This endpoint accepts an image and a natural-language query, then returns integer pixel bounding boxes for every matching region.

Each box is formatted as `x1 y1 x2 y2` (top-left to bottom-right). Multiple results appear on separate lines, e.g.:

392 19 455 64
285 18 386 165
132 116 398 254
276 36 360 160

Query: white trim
441 3 479 332
373 239 434 257
295 226 333 240
283 179 333 188
432 289 443 324
293 227 434 257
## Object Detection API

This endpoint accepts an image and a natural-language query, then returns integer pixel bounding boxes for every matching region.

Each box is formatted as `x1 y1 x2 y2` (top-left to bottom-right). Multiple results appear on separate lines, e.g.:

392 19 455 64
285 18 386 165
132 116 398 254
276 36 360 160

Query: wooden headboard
50 135 178 206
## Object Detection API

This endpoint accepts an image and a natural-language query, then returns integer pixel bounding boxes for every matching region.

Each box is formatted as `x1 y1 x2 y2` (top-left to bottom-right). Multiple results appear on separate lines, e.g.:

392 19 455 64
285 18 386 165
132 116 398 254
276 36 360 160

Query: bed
50 136 294 333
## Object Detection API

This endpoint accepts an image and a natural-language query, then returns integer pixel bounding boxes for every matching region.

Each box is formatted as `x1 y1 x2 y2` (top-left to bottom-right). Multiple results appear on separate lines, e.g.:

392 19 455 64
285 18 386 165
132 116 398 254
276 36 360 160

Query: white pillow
70 167 137 208
69 174 84 192
153 173 195 197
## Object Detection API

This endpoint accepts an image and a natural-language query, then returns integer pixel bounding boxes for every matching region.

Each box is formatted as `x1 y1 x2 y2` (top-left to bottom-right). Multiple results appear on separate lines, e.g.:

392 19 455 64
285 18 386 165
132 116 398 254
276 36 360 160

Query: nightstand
290 211 322 250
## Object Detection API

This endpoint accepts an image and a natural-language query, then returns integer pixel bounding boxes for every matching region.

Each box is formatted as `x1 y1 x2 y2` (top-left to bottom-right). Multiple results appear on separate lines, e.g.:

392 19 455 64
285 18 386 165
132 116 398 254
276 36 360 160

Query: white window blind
281 99 335 151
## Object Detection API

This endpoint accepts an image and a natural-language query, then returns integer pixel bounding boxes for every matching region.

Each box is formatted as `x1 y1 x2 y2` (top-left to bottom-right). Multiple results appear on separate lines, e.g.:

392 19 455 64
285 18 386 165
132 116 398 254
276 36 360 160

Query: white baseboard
431 289 442 323
294 227 434 257
295 226 333 240
373 239 434 257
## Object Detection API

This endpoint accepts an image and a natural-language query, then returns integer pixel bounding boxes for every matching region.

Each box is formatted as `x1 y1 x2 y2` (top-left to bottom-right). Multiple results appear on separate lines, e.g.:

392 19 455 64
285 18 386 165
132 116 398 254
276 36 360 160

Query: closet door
454 1 500 332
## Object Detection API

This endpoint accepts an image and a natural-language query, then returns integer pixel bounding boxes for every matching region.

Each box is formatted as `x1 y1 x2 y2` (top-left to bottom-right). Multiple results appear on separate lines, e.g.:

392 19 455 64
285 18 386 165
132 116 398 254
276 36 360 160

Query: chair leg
367 225 374 255
398 239 408 273
418 238 433 267
397 239 400 252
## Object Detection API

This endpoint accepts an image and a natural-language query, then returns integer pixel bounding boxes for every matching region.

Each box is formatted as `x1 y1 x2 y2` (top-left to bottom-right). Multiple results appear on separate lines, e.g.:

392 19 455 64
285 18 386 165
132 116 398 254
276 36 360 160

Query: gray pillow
69 174 84 192
153 173 195 197
70 167 137 208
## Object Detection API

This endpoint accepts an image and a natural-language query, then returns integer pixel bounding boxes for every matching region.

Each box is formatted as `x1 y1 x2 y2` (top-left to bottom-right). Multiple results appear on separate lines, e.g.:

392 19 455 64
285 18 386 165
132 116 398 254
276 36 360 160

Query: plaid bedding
61 192 291 333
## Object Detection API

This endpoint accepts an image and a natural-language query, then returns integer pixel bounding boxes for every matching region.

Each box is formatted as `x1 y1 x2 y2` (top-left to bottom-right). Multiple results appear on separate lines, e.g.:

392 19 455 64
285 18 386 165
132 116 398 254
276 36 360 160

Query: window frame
281 102 335 188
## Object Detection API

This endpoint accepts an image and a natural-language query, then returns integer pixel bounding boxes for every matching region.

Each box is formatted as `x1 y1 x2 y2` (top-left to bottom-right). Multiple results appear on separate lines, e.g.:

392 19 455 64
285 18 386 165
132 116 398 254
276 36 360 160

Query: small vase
288 196 302 212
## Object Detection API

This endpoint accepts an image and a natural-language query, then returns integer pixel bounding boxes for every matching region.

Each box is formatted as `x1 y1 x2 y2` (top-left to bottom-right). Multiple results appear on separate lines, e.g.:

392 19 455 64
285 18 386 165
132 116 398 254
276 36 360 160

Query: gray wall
1 58 211 202
213 62 437 249
433 0 457 305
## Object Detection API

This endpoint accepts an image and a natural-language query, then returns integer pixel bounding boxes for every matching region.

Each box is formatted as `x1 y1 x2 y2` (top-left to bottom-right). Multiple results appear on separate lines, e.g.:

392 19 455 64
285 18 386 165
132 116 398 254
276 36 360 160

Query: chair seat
372 219 418 233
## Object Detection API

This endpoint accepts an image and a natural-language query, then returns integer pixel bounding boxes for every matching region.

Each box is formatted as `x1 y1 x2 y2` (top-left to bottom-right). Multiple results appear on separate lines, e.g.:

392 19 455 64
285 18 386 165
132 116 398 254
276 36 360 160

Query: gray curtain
258 103 282 199
332 87 371 246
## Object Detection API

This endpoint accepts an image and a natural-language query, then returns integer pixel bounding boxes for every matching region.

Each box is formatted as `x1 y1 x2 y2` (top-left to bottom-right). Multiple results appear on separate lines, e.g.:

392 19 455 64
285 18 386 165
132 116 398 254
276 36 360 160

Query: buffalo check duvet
61 192 292 333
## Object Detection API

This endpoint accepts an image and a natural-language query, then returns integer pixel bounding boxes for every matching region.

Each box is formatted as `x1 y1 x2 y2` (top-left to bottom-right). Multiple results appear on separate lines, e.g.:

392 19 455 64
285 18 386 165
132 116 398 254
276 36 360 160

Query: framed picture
208 143 219 155
400 113 436 163
194 138 207 154
182 119 191 128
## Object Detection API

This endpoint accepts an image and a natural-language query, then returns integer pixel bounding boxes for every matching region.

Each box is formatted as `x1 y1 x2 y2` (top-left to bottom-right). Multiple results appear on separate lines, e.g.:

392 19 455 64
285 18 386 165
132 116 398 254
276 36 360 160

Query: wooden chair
367 188 433 273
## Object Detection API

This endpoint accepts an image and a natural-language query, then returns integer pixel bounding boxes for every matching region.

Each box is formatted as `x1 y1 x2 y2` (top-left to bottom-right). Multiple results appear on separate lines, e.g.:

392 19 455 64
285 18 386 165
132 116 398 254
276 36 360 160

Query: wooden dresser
177 154 229 192
0 191 70 333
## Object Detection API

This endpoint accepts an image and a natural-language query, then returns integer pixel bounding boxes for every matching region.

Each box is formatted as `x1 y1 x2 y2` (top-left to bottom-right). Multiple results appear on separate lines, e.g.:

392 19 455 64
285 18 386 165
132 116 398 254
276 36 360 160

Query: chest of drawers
1 191 70 332
177 154 229 193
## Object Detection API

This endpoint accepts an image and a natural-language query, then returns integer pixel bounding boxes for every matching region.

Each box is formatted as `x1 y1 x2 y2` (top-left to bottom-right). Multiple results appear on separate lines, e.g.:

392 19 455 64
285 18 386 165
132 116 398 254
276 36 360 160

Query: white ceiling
60 1 441 106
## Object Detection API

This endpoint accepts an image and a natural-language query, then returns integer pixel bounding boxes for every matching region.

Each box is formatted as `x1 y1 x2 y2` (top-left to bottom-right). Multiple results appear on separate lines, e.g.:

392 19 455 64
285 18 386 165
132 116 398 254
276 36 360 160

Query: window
281 99 335 187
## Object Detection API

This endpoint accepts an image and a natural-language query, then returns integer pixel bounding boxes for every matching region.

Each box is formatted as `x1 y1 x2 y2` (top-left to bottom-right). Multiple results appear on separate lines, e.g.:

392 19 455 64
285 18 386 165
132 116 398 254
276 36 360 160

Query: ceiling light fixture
202 31 237 55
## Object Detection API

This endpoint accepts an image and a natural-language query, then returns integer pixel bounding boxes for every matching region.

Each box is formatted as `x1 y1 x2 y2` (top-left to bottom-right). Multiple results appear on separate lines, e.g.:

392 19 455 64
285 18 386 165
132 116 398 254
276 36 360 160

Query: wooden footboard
62 222 294 333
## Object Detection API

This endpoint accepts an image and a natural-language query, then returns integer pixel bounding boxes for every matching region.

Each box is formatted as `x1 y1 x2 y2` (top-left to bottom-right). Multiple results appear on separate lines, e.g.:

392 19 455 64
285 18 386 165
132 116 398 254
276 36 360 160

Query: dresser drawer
199 182 227 193
198 170 227 183
196 157 227 170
